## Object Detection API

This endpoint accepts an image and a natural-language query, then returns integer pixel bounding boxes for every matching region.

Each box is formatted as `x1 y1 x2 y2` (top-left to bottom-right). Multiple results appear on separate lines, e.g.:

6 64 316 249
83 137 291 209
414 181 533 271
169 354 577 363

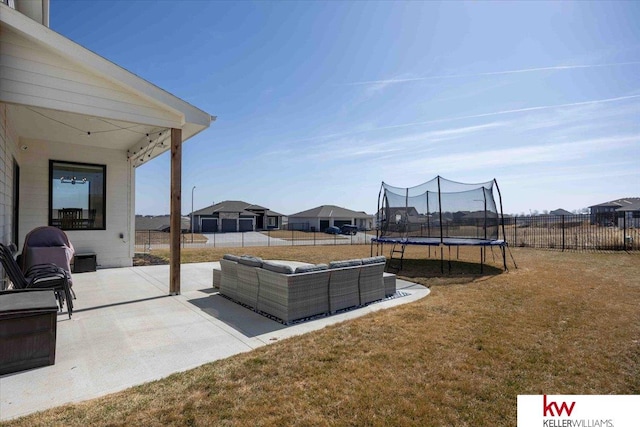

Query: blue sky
50 1 640 216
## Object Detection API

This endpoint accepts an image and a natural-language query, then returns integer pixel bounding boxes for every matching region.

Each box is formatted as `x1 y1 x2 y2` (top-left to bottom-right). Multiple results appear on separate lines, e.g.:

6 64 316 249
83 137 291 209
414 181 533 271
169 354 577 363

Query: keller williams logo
543 395 576 417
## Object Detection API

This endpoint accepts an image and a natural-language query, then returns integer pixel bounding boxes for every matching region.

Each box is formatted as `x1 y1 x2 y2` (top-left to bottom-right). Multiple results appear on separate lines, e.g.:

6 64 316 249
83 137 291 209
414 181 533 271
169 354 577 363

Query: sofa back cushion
238 255 263 267
222 254 241 262
361 256 386 265
294 263 329 273
262 261 295 274
329 259 362 269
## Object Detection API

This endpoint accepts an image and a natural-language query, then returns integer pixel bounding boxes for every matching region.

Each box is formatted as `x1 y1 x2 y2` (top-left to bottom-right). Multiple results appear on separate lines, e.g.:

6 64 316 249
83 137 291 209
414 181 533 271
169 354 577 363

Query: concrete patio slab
0 262 429 421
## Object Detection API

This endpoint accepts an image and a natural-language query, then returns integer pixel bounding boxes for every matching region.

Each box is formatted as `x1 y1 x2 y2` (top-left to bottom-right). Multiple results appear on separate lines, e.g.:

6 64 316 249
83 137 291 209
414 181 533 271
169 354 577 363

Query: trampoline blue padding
372 237 506 246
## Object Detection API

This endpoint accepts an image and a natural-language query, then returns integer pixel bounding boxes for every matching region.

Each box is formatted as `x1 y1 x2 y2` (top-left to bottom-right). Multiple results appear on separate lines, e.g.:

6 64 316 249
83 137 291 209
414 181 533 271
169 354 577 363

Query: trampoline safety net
376 176 506 243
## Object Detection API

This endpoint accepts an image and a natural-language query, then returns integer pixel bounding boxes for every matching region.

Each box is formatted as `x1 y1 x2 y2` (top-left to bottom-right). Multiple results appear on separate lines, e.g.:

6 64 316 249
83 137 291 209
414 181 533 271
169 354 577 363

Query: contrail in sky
375 94 640 132
298 94 640 143
348 61 640 86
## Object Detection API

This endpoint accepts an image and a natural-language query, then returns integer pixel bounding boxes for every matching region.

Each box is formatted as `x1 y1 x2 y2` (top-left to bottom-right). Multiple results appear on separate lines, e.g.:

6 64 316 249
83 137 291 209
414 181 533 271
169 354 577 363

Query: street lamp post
191 186 196 243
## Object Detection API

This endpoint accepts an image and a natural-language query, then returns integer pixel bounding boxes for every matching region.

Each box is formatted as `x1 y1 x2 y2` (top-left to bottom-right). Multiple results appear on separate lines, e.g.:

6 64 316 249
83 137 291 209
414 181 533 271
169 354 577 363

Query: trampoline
372 176 510 273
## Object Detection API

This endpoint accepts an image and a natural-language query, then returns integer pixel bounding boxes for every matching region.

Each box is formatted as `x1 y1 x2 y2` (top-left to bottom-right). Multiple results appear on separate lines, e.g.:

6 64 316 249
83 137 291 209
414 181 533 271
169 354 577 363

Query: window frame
48 160 107 231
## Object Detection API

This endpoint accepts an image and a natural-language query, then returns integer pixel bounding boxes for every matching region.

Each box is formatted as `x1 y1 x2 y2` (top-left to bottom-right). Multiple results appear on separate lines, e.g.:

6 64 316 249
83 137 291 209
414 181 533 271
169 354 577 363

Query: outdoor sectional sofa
215 254 396 324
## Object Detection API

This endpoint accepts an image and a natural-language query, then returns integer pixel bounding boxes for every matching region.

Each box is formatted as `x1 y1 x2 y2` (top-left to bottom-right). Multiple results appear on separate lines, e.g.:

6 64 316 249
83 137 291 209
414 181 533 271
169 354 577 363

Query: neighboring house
589 198 640 227
288 205 373 232
550 208 573 216
1 1 214 272
523 208 575 225
616 200 640 228
382 207 423 224
191 201 284 233
135 215 190 233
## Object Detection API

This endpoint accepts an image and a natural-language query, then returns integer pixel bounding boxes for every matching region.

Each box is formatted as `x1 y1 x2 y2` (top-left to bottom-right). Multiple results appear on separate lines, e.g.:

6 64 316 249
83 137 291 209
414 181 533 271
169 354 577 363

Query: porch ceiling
8 103 175 159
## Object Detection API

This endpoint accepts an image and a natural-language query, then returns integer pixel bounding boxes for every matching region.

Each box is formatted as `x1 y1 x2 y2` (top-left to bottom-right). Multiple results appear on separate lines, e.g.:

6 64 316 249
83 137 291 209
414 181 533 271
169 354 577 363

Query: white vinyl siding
0 27 183 129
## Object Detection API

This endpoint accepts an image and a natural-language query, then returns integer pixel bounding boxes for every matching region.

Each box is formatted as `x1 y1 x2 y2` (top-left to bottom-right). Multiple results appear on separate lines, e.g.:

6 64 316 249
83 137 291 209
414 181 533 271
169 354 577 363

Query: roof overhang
1 3 215 162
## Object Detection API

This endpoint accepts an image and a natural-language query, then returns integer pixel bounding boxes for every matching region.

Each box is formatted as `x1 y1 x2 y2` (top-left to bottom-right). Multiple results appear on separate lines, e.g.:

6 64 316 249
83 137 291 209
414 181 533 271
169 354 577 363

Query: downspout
42 0 50 27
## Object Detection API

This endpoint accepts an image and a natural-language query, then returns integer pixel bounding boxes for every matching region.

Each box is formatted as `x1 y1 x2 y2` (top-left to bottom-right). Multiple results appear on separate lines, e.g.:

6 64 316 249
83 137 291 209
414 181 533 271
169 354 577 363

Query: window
49 160 106 230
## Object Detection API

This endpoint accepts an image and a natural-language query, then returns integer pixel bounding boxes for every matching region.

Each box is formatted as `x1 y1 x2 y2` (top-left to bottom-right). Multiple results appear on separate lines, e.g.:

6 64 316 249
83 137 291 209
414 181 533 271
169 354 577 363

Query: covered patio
2 1 214 295
0 264 429 421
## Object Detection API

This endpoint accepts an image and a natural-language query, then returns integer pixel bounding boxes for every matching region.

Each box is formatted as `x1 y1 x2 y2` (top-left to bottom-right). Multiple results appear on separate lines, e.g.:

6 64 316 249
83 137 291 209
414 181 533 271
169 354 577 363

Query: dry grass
135 231 208 245
503 224 639 250
6 247 640 426
259 230 351 241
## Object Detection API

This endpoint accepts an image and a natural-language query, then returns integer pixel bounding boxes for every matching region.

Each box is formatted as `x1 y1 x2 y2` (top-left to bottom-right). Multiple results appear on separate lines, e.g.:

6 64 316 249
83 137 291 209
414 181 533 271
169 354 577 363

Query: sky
50 1 640 216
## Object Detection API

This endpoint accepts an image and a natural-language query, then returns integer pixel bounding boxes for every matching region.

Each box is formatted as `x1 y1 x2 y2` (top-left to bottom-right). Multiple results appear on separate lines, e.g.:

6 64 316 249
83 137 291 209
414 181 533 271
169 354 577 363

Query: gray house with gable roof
288 205 373 232
589 197 640 228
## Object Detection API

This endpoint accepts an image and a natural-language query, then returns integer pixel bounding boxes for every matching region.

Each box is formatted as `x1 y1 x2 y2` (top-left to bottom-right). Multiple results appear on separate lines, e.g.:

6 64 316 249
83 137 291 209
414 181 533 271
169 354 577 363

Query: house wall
266 215 280 229
13 0 48 27
287 217 347 231
18 137 133 268
289 216 372 231
618 213 640 229
0 103 19 247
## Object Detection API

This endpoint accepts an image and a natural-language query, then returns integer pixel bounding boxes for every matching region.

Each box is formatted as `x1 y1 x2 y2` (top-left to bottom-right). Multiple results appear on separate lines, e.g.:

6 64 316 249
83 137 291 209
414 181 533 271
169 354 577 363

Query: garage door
239 219 253 232
201 218 218 232
221 219 236 232
320 220 329 231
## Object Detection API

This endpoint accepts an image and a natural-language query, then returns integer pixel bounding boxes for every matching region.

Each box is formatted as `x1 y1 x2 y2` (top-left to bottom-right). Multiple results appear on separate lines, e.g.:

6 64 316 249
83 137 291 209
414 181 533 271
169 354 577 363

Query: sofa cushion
222 254 241 262
238 255 263 267
329 259 363 269
294 263 329 273
361 256 386 265
262 261 295 274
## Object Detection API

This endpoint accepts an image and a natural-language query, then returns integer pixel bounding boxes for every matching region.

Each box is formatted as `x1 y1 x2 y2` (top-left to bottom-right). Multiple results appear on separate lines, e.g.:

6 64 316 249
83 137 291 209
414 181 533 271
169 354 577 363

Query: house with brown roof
190 201 284 233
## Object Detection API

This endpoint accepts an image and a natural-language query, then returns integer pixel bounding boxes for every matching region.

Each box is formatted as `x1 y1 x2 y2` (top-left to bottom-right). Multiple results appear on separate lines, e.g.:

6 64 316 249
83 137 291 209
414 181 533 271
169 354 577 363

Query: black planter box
0 289 58 375
73 253 97 273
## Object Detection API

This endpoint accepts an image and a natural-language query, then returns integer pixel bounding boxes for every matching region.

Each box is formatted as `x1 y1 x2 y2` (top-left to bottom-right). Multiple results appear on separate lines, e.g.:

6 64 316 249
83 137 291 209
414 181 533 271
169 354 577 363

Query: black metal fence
135 213 639 253
503 213 638 251
135 229 374 252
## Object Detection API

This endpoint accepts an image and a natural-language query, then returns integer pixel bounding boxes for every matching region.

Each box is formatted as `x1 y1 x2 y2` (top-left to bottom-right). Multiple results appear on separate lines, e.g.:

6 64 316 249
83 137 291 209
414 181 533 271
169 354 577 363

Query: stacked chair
20 226 76 299
1 243 74 318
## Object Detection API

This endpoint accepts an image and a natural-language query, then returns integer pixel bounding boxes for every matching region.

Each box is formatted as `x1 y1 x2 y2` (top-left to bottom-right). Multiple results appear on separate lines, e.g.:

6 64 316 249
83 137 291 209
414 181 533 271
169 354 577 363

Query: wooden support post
169 128 182 295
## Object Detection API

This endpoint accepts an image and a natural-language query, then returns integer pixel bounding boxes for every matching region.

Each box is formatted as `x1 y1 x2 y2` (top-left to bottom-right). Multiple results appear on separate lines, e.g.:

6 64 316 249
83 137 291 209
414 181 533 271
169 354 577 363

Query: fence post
623 213 627 251
242 232 244 247
292 229 294 246
562 215 565 251
514 216 517 246
268 229 270 247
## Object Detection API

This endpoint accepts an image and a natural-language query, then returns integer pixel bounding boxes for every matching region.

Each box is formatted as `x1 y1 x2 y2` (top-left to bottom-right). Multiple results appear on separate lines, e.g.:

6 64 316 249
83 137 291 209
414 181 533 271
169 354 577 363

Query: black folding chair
0 243 73 318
